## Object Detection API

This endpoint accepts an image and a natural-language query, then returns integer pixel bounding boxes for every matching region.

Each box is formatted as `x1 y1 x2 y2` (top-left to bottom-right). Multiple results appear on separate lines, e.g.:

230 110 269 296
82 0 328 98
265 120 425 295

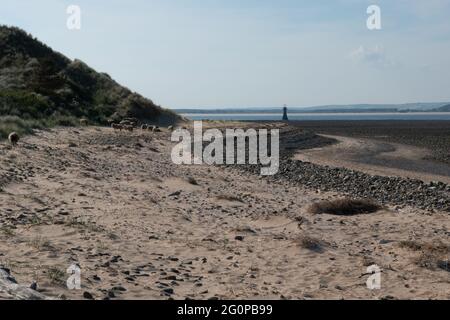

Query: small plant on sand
187 176 199 186
309 198 382 215
398 240 423 251
96 242 110 253
45 266 66 286
221 238 230 250
28 215 44 227
399 240 450 272
296 235 326 253
216 194 244 203
65 217 103 233
107 232 120 240
0 226 15 237
29 236 53 251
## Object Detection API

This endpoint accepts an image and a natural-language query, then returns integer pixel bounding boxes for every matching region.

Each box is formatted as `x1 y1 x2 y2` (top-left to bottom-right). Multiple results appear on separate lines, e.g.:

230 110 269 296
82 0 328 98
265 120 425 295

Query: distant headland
174 102 450 114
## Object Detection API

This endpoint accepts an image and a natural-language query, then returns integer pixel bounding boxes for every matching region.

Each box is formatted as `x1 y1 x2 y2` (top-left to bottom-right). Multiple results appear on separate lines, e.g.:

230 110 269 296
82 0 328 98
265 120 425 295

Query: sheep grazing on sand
153 126 161 133
79 118 88 126
124 125 134 132
141 124 148 130
8 132 20 146
120 119 138 128
111 123 123 131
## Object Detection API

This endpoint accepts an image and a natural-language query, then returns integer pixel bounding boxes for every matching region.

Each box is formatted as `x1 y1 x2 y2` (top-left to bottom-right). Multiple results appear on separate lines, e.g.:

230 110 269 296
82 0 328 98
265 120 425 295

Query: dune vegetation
0 25 180 139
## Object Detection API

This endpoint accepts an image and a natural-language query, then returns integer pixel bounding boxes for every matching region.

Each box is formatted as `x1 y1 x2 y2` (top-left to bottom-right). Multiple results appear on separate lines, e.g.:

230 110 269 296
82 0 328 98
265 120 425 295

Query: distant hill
432 104 450 112
0 25 181 126
295 103 449 112
176 102 450 114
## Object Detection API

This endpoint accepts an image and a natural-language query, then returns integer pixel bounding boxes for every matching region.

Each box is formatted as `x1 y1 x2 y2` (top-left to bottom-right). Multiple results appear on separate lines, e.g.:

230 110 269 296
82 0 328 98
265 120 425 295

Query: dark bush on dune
309 198 382 215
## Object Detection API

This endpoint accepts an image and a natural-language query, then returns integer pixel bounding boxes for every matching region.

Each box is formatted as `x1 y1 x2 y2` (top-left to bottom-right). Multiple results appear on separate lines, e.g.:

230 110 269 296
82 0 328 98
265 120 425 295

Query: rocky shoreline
240 126 450 212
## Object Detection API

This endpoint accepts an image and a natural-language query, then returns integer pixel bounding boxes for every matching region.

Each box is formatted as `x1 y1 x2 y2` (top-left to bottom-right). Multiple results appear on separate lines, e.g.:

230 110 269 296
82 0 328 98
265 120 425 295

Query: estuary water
182 112 450 121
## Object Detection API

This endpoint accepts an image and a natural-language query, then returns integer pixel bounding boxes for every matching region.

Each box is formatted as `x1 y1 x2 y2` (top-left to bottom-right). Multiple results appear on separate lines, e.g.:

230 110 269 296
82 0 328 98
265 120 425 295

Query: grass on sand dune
0 115 78 140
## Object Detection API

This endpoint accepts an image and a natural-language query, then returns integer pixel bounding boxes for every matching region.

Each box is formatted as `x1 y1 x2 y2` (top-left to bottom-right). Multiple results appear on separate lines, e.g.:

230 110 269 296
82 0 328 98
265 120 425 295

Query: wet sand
290 121 450 166
294 134 450 184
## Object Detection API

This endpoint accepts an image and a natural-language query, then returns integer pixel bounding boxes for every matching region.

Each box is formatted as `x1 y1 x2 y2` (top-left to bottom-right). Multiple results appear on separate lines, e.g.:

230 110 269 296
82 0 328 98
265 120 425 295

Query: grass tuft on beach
309 198 382 216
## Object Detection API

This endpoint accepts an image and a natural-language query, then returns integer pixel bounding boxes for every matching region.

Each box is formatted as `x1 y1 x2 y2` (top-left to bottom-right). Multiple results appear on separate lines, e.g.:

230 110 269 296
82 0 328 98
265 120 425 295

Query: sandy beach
2 2 450 306
0 122 449 300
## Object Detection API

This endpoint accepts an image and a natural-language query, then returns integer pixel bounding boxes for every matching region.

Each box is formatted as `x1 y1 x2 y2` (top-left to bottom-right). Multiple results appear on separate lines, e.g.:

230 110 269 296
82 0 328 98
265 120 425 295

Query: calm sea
182 112 450 121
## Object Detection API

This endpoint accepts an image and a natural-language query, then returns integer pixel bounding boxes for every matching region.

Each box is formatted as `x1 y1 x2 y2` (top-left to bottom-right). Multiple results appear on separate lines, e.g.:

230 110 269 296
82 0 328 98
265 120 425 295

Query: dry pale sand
0 125 449 300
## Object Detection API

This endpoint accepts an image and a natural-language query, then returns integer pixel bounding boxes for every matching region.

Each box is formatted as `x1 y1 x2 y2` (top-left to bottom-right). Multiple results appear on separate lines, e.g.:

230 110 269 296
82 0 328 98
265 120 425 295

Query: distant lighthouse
282 104 289 121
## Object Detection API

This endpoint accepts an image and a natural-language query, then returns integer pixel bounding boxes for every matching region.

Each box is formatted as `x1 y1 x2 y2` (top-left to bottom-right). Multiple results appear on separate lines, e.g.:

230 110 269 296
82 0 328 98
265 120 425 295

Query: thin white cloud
349 45 398 68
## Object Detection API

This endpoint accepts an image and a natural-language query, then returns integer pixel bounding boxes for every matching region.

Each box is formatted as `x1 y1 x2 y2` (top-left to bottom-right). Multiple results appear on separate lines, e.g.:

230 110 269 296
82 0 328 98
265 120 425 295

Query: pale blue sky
1 0 450 108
